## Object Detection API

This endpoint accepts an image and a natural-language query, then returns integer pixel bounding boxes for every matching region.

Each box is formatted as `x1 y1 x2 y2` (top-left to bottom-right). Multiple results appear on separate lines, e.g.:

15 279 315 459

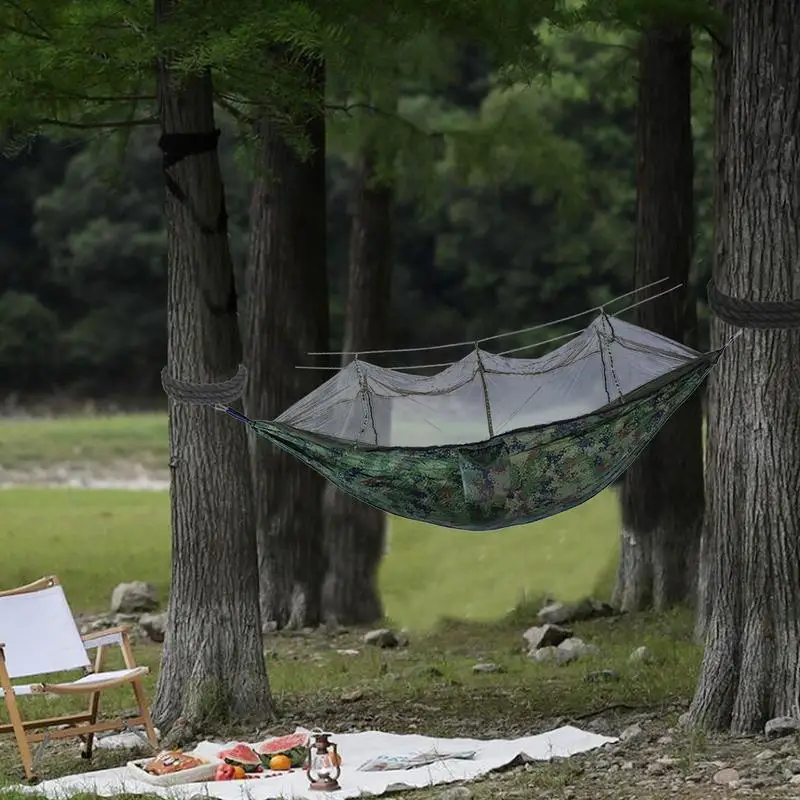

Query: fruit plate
126 755 222 787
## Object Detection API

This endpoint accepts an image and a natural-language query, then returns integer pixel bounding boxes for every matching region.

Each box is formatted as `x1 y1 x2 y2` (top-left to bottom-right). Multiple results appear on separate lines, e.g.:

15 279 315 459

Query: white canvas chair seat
0 576 159 781
1 667 149 697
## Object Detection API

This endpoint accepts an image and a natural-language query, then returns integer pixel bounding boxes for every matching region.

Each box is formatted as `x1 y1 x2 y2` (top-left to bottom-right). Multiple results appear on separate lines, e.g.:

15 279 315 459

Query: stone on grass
139 612 166 643
523 623 572 650
629 645 653 664
364 628 398 648
713 767 740 786
537 597 616 625
111 581 158 614
340 689 363 703
555 638 599 665
437 786 472 800
755 749 777 762
536 602 573 625
472 662 505 674
585 669 620 683
619 722 643 743
764 716 800 739
528 646 557 664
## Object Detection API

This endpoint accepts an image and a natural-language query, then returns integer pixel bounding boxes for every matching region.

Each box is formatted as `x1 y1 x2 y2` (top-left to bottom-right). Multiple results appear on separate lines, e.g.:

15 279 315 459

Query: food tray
126 755 222 787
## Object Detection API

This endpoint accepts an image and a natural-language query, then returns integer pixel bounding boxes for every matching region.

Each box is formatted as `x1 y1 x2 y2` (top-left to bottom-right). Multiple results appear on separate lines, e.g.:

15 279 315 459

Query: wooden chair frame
0 576 159 780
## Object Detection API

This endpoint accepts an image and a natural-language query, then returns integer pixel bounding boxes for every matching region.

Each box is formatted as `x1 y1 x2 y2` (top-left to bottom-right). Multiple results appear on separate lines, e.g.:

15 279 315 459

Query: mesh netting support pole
475 346 495 438
354 358 379 445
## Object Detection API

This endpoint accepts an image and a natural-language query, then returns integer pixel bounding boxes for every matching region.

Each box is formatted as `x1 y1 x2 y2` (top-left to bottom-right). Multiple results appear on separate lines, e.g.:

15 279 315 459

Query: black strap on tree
157 129 228 235
707 280 800 330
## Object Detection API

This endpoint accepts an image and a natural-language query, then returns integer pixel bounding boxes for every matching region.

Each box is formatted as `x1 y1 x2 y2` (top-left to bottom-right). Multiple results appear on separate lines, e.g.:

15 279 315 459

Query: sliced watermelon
255 730 310 769
218 743 262 773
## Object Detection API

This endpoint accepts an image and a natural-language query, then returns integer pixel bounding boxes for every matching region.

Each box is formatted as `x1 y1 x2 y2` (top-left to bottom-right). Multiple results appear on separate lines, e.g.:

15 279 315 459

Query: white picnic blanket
18 726 615 799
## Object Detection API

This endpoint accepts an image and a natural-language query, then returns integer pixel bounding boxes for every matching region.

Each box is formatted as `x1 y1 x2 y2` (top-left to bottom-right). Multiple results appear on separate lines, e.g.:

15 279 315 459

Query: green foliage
0 291 59 389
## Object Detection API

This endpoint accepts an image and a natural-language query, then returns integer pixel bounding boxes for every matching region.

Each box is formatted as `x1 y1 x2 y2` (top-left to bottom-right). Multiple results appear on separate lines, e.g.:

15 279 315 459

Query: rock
523 624 573 650
619 723 643 743
629 645 653 664
363 629 398 648
785 758 800 775
110 581 158 614
437 787 472 800
537 602 573 625
585 669 620 683
472 662 505 674
764 716 800 739
790 775 800 785
536 598 615 625
340 689 363 703
713 767 740 786
529 646 557 664
335 649 360 657
139 612 166 643
555 638 599 665
754 749 777 761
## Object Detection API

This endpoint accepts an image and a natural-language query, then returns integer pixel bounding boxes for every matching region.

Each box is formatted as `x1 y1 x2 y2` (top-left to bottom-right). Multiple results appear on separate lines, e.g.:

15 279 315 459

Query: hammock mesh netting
225 313 720 531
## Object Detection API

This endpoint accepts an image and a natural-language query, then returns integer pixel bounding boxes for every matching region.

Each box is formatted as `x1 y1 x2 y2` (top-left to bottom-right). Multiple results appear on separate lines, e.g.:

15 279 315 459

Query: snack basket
126 754 222 787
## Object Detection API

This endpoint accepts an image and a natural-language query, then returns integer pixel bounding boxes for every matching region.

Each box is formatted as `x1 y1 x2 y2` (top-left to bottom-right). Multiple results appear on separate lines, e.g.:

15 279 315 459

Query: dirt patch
0 462 169 491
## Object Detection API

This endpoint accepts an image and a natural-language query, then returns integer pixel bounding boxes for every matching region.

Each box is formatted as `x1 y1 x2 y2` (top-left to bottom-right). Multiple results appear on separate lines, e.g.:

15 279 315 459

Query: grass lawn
0 487 620 627
0 413 169 473
4 412 715 800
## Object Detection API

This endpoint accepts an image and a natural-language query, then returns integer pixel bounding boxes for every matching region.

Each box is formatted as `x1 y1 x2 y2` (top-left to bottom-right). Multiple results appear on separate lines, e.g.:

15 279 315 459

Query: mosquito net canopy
276 314 703 449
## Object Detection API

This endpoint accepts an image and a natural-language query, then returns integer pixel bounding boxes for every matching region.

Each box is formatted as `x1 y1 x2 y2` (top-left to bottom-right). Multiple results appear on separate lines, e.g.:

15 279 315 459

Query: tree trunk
689 0 800 734
243 58 330 629
151 0 273 732
695 0 732 641
613 25 703 612
322 151 393 625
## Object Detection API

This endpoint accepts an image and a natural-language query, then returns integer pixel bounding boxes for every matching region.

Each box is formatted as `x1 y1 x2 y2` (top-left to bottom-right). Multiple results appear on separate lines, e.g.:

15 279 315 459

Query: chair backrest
0 577 90 680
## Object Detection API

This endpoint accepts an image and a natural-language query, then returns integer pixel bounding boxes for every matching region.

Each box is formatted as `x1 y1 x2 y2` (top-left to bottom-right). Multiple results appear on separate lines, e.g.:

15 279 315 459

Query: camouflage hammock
162 314 721 532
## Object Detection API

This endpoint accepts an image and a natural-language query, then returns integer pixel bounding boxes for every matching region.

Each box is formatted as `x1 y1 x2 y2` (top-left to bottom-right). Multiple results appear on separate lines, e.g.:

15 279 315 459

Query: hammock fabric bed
162 313 721 532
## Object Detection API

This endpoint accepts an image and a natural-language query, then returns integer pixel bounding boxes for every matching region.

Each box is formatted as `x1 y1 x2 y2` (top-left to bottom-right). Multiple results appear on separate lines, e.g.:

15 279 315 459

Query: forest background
0 25 714 401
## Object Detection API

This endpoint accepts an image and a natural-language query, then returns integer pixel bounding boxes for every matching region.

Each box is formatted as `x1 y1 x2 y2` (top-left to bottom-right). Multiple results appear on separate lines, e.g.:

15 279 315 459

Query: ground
0 412 798 798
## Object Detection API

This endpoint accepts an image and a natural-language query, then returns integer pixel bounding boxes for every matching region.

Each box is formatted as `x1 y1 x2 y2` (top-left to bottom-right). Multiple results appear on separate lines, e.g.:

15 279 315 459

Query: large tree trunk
695 1 732 641
243 58 329 629
612 25 703 612
689 0 800 734
152 1 273 732
322 151 393 625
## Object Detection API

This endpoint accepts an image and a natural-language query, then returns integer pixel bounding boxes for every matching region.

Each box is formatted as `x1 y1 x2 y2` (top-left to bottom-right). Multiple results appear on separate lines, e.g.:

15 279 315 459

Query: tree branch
1 0 51 39
34 116 158 130
0 22 49 41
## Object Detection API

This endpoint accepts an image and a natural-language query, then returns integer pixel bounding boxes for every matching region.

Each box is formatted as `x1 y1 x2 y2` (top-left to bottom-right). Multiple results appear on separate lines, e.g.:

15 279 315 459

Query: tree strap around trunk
161 365 247 406
707 280 800 329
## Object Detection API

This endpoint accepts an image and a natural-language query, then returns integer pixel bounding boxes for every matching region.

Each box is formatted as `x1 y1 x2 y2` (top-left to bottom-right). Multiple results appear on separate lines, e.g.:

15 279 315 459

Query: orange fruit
232 766 246 780
269 754 293 771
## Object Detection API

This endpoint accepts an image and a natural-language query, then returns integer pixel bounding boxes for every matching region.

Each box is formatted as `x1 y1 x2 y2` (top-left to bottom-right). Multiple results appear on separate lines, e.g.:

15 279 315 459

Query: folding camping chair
0 575 159 780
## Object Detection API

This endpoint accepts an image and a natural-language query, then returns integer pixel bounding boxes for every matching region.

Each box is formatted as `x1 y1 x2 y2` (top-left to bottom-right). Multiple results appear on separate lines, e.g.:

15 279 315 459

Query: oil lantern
305 731 341 792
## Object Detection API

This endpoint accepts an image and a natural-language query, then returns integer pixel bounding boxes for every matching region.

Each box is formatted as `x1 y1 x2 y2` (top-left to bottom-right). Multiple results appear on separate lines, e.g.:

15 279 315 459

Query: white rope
307 278 672 357
296 282 685 371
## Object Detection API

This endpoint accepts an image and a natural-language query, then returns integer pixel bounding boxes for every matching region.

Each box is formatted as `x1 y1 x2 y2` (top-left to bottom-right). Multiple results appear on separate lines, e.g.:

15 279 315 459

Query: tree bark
695 0 732 641
689 0 800 733
151 0 273 731
322 150 393 625
613 25 703 612
243 57 330 629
